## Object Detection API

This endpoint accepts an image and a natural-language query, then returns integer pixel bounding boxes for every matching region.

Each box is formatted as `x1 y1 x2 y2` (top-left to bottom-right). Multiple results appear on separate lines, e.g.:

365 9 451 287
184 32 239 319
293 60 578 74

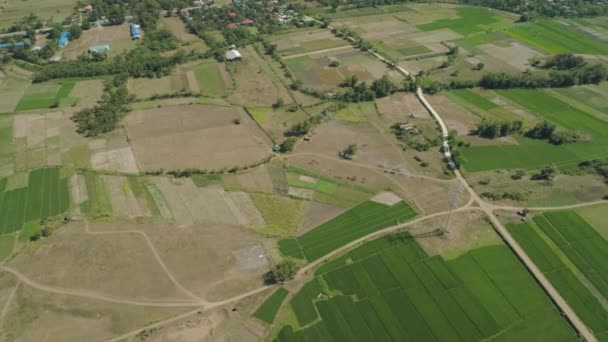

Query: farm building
81 4 93 12
227 23 238 29
241 18 253 25
0 42 29 49
89 44 110 54
49 56 62 63
130 23 142 39
226 49 242 61
58 31 70 48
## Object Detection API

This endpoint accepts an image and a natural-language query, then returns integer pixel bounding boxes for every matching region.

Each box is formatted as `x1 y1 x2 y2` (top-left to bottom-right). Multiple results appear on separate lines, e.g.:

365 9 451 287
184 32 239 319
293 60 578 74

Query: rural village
0 0 608 340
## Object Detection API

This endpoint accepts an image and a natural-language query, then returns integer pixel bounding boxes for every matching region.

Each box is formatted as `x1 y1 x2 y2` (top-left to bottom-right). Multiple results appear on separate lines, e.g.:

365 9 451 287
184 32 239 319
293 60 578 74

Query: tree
474 62 485 71
532 164 557 181
265 260 298 284
371 75 397 97
344 144 358 156
273 98 285 109
279 137 297 153
69 25 82 40
543 54 585 70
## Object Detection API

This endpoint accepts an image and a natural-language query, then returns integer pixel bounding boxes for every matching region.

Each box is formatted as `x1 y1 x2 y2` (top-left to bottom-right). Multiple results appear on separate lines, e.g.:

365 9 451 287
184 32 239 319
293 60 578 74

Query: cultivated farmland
278 200 417 261
0 167 69 234
507 20 608 54
508 220 608 338
274 233 577 341
254 287 289 324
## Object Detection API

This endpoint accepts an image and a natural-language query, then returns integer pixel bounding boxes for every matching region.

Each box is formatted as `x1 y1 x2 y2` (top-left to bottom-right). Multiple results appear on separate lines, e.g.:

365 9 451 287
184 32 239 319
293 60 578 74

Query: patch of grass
507 20 608 54
127 176 160 216
251 194 304 237
276 234 576 341
194 62 229 97
18 221 39 243
247 107 271 125
334 103 371 123
15 80 76 111
0 234 15 261
191 174 223 188
254 287 290 324
451 89 497 111
279 201 417 261
81 172 112 218
288 177 337 195
417 7 509 35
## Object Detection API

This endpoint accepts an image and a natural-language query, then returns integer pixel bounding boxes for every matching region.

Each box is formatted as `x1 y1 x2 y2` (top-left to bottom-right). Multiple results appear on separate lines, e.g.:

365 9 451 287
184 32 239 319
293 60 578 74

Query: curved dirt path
490 199 607 212
83 220 204 302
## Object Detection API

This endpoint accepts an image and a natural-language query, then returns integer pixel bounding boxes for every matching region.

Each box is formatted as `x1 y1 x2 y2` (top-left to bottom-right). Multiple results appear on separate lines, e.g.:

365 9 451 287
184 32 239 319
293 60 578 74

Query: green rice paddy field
507 20 608 54
417 7 511 35
274 233 577 342
460 89 608 172
16 80 77 111
508 217 608 340
278 200 417 261
255 287 290 324
0 167 69 234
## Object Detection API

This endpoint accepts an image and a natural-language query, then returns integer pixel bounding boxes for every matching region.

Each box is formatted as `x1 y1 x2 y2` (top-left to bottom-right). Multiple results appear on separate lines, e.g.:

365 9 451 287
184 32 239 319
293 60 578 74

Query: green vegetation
81 172 112 218
278 201 416 261
461 89 608 172
0 168 69 234
251 194 303 237
16 80 76 111
248 107 270 125
255 288 289 323
275 233 576 341
194 62 229 97
534 211 608 300
451 89 497 111
417 7 509 35
0 235 15 261
127 176 160 216
507 20 608 54
508 220 608 337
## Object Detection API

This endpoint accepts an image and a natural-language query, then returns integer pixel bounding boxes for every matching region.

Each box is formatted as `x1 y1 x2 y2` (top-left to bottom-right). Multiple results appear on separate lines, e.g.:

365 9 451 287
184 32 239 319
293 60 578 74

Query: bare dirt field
0 67 30 113
480 41 544 71
68 79 104 107
143 222 272 301
408 210 501 259
375 92 430 120
103 175 151 218
371 191 402 205
7 221 191 301
425 94 476 135
125 104 272 171
227 47 293 107
60 23 136 60
127 74 189 99
297 201 345 236
2 283 187 342
269 28 348 56
221 164 276 194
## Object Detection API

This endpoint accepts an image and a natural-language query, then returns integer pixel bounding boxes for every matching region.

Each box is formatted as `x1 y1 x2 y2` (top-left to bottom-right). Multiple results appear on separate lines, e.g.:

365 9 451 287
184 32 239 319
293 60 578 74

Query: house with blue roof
130 23 141 40
58 31 71 48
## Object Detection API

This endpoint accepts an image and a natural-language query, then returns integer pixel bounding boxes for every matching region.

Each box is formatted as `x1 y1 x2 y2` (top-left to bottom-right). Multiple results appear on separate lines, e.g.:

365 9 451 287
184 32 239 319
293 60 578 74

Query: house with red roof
227 23 238 29
240 18 253 25
81 4 93 12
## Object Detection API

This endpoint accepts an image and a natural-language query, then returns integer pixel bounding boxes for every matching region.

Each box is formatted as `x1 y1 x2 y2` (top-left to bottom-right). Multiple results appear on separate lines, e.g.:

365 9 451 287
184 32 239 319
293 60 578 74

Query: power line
439 183 464 235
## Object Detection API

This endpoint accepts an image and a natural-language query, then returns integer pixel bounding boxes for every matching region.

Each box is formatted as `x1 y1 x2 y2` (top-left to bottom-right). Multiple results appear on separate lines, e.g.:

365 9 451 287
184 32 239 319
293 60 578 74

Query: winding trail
83 220 204 302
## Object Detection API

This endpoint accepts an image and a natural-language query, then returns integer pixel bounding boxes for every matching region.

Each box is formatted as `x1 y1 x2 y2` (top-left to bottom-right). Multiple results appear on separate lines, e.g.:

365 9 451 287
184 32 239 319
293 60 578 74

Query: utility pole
440 184 464 235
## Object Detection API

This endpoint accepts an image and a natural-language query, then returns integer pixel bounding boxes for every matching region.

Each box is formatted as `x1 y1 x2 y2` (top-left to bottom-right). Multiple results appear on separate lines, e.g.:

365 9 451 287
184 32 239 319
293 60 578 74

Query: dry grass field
0 66 30 114
0 0 74 29
269 28 349 56
125 104 272 171
59 23 137 60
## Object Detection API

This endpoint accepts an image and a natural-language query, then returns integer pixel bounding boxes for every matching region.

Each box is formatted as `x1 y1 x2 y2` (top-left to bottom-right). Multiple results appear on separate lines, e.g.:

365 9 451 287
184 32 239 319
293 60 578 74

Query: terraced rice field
278 201 417 261
508 220 608 339
507 20 608 54
0 167 70 233
460 89 608 172
275 233 577 341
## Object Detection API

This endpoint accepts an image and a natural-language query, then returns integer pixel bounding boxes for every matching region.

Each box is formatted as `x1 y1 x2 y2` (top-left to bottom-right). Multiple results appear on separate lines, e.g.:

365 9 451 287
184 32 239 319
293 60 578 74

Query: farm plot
269 28 349 57
507 20 608 55
0 67 30 113
0 0 74 29
254 287 289 324
278 200 417 261
285 48 400 90
246 107 309 143
59 23 137 60
417 6 512 35
285 166 374 208
127 74 189 99
189 60 231 97
507 220 608 338
15 80 76 111
0 167 69 234
553 85 608 120
459 89 608 172
125 104 272 172
275 233 577 341
533 211 608 301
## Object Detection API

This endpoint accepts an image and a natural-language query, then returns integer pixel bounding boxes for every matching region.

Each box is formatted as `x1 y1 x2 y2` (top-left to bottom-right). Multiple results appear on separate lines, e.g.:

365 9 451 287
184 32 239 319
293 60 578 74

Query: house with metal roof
226 49 242 61
58 31 70 48
89 44 110 54
130 23 141 40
